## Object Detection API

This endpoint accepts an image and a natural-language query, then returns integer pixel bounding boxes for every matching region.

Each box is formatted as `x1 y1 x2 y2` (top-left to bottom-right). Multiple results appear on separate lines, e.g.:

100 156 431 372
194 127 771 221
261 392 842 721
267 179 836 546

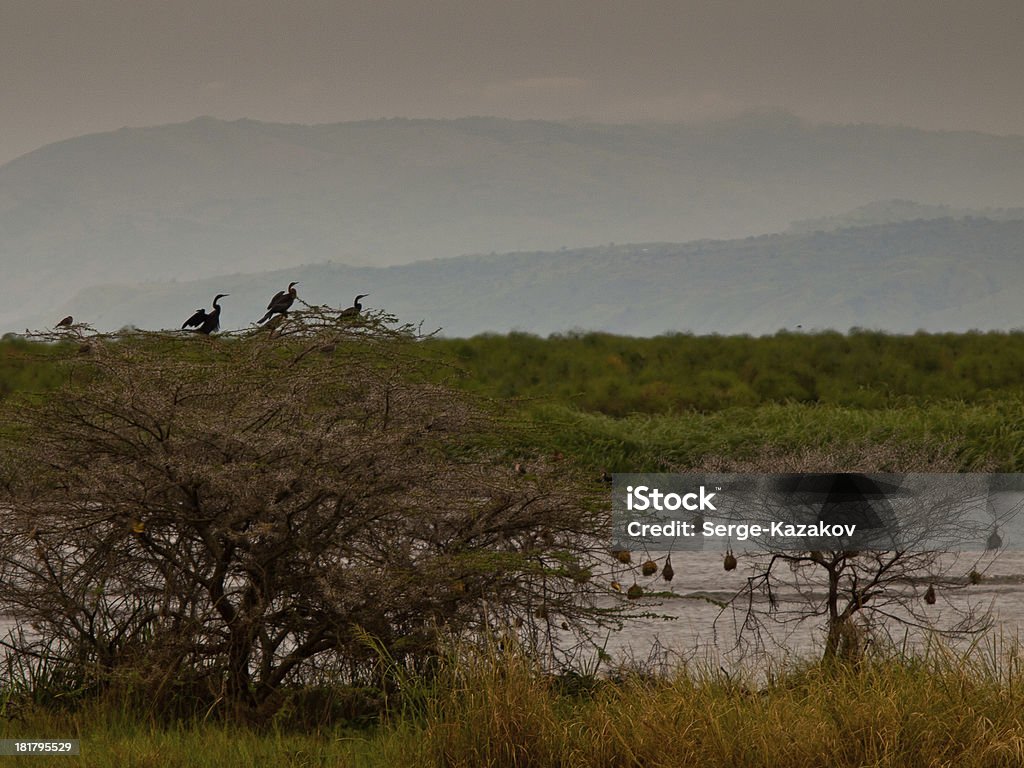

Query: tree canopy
0 310 611 721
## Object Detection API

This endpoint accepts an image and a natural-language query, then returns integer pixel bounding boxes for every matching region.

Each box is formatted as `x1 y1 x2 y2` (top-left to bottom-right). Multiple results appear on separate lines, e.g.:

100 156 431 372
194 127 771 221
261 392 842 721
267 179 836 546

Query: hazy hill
4 114 1024 329
788 199 1024 233
39 218 1024 337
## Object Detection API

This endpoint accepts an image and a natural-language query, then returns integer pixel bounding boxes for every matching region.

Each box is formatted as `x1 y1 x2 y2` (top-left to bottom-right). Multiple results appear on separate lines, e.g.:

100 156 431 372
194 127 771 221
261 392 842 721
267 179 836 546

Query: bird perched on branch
340 293 369 319
182 294 228 335
258 282 299 324
56 315 74 328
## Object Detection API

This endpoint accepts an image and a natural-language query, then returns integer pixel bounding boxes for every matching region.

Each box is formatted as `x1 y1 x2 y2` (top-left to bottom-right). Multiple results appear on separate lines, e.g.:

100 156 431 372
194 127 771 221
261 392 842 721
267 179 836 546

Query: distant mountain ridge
788 199 1024 233
4 114 1024 330
36 217 1024 337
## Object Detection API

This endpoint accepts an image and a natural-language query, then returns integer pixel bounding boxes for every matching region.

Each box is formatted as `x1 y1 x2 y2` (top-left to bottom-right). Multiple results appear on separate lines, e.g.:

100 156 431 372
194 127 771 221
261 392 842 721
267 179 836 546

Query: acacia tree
698 448 1017 662
0 309 610 720
729 521 994 662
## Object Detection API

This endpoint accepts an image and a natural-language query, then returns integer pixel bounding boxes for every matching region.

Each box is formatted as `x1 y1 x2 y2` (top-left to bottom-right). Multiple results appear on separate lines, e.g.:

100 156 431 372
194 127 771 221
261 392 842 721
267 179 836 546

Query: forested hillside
4 114 1024 329
41 217 1024 336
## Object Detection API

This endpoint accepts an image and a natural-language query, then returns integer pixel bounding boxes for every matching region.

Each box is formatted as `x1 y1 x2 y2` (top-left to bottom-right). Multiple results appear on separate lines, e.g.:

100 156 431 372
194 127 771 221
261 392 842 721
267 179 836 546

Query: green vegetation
2 326 1023 764
432 329 1024 413
5 329 1024 471
0 336 68 397
422 329 1024 472
511 399 1024 472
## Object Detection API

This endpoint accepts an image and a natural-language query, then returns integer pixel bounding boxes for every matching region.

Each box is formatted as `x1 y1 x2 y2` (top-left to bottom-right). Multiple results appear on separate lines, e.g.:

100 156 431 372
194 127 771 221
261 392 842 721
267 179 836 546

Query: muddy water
595 487 1024 668
3 553 1022 672
597 548 1024 670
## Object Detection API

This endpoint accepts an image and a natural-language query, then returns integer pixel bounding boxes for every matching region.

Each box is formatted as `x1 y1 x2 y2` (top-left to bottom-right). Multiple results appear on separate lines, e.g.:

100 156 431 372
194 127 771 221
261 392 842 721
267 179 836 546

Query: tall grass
430 330 1024 414
402 639 1024 767
7 333 1024 470
519 399 1024 472
5 637 1024 765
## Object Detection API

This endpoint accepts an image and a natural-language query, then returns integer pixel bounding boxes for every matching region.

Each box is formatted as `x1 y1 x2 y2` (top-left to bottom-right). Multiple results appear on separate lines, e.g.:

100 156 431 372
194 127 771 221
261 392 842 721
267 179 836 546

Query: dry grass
4 640 1024 766
402 639 1024 768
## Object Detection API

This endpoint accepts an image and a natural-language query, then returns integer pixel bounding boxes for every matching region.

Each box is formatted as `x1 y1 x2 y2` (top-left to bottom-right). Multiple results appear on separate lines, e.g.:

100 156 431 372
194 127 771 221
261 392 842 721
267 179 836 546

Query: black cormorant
340 293 369 318
182 294 228 334
258 282 299 324
182 308 207 328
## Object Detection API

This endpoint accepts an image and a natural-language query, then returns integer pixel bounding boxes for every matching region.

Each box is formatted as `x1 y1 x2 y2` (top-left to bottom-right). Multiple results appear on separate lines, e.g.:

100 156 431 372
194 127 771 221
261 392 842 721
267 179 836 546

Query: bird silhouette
56 315 74 328
183 308 207 328
340 293 369 318
182 294 228 334
258 282 299 324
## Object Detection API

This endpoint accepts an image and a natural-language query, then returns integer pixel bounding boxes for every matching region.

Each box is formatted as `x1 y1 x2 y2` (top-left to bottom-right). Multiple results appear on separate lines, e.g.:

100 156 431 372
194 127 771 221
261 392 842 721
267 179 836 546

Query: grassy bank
5 331 1024 471
429 329 1024 413
516 399 1024 472
9 329 1024 415
4 643 1024 767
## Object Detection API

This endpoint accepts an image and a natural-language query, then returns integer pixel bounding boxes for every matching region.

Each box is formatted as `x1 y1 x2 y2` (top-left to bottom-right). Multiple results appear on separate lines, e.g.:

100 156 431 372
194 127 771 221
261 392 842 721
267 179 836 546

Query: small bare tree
696 448 1018 662
0 309 610 720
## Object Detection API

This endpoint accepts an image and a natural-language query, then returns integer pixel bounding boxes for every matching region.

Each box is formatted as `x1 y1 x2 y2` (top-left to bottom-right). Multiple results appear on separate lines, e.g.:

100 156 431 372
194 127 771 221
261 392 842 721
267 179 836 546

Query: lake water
594 483 1024 669
598 548 1024 672
4 552 1023 674
6 489 1024 674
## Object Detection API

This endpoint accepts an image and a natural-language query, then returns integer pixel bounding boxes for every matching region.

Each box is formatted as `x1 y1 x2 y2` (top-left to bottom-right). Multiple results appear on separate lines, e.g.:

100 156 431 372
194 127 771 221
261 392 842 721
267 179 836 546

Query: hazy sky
3 0 1023 164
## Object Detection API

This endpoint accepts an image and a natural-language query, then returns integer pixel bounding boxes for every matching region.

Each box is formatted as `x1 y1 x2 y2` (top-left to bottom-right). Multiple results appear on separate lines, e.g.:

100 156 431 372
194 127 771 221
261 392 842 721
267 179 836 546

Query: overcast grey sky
2 0 1023 165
